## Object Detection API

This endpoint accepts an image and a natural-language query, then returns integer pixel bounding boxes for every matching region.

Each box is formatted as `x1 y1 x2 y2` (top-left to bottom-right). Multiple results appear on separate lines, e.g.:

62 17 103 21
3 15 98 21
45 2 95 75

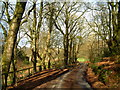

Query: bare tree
2 1 27 88
54 2 87 67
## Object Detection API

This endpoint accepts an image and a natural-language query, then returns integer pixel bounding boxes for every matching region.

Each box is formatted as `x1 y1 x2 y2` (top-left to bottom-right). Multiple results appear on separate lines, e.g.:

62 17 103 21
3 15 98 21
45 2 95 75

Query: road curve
33 63 92 90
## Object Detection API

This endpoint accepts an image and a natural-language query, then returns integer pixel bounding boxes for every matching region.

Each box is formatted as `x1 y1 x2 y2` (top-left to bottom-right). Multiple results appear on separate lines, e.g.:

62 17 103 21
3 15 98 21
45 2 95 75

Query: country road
33 63 92 89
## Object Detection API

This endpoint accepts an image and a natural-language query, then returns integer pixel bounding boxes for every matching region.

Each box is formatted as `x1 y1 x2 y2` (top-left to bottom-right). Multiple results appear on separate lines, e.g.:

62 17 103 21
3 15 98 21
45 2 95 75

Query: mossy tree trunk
63 4 69 67
42 3 54 69
32 2 37 72
108 2 120 55
2 1 27 88
69 38 73 64
28 1 43 72
117 1 120 54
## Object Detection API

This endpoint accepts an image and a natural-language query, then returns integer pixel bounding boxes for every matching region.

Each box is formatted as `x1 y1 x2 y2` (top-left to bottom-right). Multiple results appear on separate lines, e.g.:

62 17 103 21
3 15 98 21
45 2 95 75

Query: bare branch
69 20 78 35
55 3 65 20
0 18 9 23
54 20 64 35
20 3 36 25
0 23 7 38
3 2 11 23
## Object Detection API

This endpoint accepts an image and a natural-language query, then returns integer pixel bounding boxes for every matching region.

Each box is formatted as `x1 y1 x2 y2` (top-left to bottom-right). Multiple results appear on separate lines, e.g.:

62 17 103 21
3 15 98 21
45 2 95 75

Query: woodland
0 0 120 89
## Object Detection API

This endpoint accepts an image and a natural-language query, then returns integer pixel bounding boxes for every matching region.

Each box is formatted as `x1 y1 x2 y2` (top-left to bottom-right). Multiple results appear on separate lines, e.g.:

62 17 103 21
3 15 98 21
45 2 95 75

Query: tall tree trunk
30 1 43 72
64 8 69 67
72 43 75 63
107 2 119 54
32 2 37 72
2 1 27 88
69 38 73 64
42 3 54 69
108 3 113 53
117 1 120 54
11 42 18 85
37 0 43 66
63 34 69 67
109 2 119 54
74 44 77 63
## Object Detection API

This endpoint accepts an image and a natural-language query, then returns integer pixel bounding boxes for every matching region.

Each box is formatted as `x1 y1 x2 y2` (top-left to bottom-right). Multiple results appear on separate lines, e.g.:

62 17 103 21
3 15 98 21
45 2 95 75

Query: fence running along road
2 63 78 89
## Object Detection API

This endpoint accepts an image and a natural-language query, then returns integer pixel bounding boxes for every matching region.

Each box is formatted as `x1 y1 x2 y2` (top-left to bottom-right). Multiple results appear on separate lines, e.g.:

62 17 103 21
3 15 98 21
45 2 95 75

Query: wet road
33 63 92 90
